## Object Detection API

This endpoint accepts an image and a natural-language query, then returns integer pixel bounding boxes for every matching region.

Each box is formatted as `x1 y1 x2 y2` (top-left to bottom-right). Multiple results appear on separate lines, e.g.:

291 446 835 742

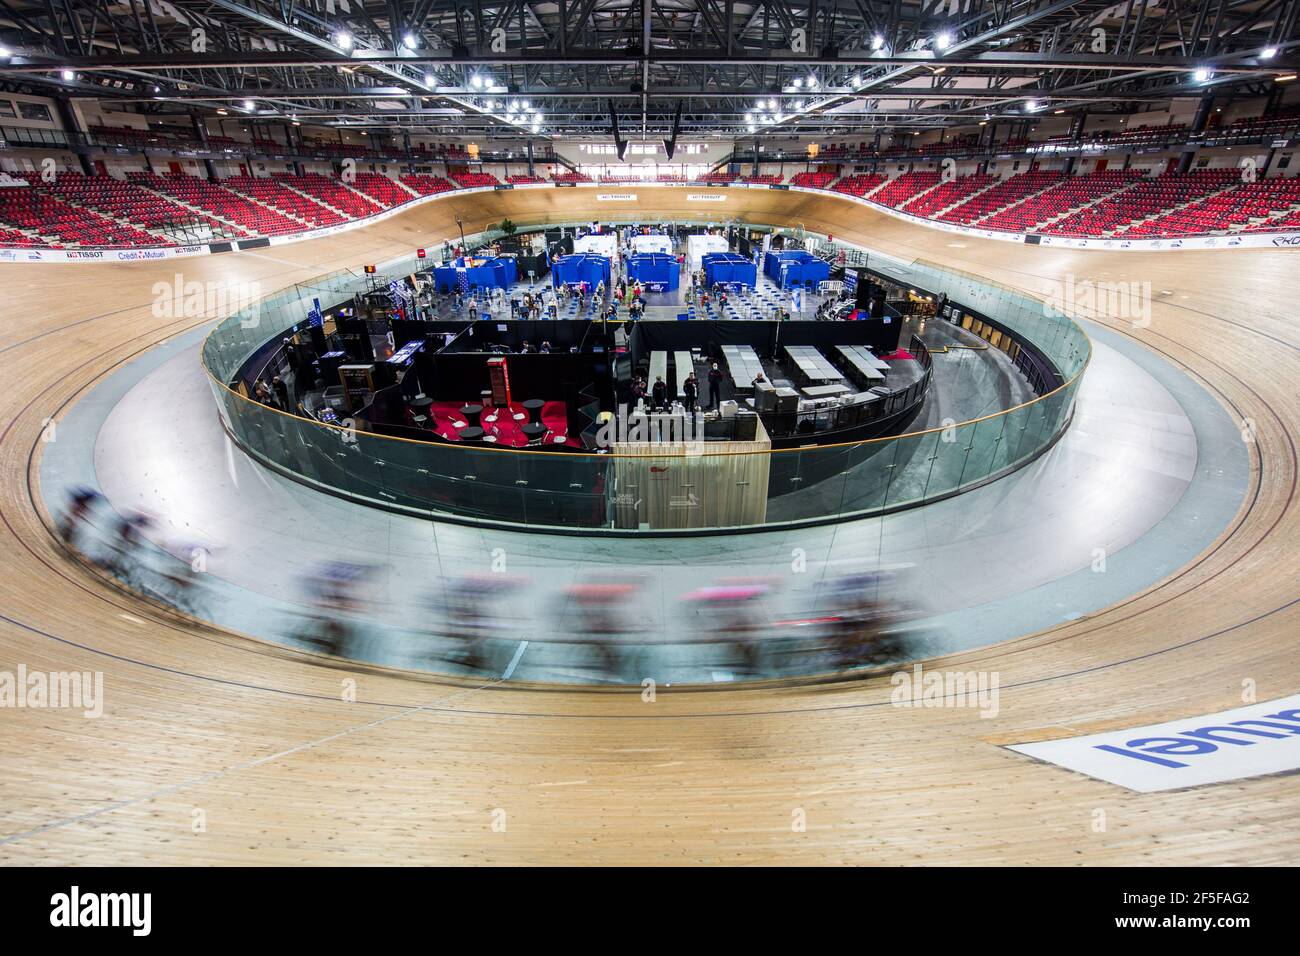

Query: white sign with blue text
1008 694 1300 792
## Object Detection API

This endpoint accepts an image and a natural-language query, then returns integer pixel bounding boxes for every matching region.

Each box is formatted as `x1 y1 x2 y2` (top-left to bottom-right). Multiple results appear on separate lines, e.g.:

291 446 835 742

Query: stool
408 394 433 418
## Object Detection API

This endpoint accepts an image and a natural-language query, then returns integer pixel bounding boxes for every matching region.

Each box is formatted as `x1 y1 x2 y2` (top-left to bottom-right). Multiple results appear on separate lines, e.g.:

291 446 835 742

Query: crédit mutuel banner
1008 693 1300 792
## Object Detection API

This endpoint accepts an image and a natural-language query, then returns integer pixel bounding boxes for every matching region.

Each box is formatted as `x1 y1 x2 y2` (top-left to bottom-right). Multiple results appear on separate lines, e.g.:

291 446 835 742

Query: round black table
522 398 545 425
521 422 546 444
459 403 483 428
459 426 485 442
408 395 434 414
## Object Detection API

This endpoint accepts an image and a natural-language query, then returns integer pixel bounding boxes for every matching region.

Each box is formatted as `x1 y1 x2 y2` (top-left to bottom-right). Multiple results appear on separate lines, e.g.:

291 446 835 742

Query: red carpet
427 400 579 448
880 349 915 361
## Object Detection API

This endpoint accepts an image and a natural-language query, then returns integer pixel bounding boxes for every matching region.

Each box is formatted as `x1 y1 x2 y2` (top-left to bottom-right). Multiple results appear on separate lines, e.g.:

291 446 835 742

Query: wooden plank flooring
0 187 1296 864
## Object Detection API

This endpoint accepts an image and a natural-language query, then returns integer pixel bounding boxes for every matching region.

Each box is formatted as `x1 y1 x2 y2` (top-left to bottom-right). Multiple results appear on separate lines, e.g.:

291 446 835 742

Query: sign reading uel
1007 694 1300 792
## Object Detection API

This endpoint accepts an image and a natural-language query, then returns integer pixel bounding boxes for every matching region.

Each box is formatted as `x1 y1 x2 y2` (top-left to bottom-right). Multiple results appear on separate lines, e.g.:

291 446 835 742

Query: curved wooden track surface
1 188 1296 864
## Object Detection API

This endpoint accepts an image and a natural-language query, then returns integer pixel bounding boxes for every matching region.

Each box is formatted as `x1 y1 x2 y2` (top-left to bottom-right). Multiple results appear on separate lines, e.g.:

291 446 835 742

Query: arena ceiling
0 0 1295 139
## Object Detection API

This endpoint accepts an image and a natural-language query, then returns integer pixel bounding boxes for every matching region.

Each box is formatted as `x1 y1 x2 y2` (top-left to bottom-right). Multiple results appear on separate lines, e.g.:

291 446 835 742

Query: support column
55 98 94 175
1180 94 1215 173
192 114 218 179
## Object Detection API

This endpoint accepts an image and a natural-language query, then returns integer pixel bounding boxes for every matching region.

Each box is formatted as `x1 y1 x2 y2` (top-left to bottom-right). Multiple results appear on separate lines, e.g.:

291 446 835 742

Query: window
0 101 14 118
17 102 52 122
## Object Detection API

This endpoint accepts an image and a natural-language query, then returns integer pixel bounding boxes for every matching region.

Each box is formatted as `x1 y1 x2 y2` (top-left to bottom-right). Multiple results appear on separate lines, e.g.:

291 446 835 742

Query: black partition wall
628 320 878 363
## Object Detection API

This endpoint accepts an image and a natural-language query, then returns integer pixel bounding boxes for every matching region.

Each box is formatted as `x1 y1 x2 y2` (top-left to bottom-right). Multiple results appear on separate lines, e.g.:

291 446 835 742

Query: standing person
271 375 289 410
707 362 724 410
683 371 698 413
254 380 279 410
652 375 668 411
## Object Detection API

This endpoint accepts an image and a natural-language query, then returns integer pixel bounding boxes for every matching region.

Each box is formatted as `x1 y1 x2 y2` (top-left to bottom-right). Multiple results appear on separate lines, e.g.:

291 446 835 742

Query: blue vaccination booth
702 252 758 289
432 255 518 293
625 253 679 291
551 253 611 290
762 250 830 290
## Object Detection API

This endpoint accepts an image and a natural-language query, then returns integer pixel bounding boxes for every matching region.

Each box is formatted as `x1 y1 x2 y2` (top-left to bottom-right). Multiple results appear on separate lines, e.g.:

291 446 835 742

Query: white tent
574 233 619 260
631 234 673 255
686 234 730 271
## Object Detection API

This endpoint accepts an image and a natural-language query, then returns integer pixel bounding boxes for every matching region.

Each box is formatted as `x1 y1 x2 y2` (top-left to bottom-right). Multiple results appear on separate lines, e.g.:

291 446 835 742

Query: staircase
132 183 251 238
1025 180 1142 231
276 180 360 220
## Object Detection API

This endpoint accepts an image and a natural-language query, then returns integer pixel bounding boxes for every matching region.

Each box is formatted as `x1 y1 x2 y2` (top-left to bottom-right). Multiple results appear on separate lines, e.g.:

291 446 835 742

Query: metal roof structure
0 0 1295 140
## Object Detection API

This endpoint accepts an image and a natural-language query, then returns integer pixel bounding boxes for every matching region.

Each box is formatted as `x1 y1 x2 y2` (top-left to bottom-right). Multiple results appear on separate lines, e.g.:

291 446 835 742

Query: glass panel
203 234 1091 532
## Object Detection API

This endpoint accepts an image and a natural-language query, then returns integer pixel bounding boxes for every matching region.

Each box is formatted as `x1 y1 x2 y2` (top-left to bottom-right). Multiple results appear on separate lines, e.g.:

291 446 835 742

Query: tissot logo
49 886 151 936
66 250 104 259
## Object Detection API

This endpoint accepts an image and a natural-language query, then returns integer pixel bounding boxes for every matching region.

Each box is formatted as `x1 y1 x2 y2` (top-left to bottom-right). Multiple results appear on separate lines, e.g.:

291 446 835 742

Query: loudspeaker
855 269 871 309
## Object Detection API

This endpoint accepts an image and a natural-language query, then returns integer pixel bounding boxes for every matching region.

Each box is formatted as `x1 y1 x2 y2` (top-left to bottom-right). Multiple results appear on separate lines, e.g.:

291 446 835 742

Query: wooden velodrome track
1 186 1296 865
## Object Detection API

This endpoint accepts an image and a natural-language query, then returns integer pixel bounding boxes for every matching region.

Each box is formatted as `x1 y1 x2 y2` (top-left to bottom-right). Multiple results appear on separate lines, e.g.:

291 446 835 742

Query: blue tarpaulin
702 252 757 289
433 255 518 293
551 253 611 289
626 253 679 291
762 250 830 289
